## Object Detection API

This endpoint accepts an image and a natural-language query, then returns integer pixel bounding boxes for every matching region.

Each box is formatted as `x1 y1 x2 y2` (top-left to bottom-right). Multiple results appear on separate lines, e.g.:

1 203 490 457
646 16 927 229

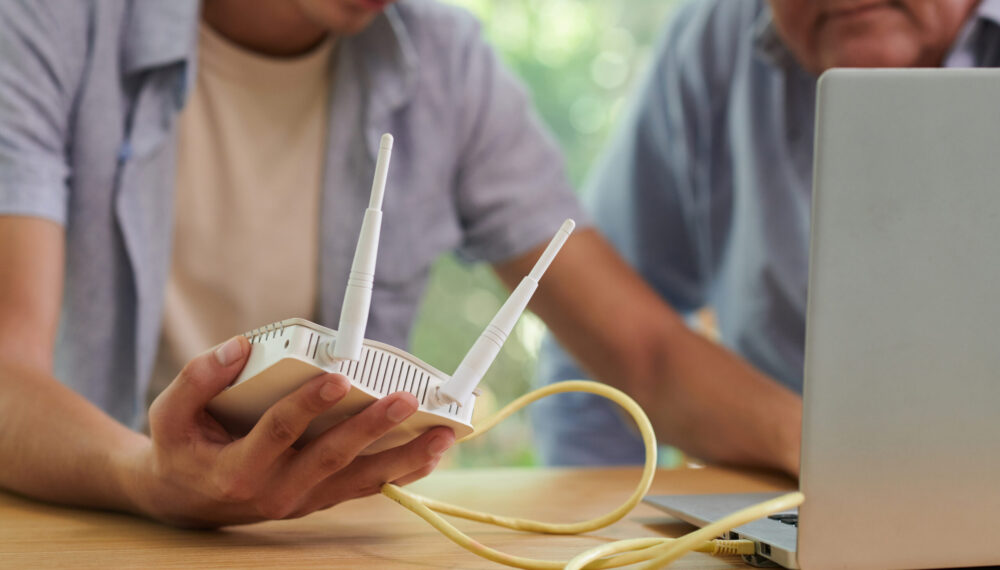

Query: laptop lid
798 68 1000 570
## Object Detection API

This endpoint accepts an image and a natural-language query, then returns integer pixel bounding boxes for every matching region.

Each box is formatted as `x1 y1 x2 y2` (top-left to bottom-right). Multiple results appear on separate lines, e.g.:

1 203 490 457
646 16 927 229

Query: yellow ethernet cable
381 380 804 569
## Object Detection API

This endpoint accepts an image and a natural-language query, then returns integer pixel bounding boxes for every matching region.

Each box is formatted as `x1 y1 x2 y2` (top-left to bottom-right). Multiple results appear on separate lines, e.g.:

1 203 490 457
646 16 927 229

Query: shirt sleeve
583 0 735 314
448 15 589 264
0 1 87 224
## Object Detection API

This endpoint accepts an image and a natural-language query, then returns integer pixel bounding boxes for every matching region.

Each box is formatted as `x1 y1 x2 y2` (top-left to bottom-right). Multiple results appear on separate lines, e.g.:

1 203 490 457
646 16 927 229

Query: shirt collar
119 0 418 115
944 0 1000 67
119 0 418 80
349 5 420 114
751 3 798 70
977 0 1000 26
121 0 200 74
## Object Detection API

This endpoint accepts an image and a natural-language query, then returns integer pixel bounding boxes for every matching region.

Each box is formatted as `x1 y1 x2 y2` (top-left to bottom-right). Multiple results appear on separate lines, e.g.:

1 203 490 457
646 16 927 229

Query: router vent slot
244 321 287 344
403 366 415 393
376 357 389 394
359 349 375 388
338 346 456 417
386 359 400 394
374 352 387 392
390 362 406 394
418 373 429 404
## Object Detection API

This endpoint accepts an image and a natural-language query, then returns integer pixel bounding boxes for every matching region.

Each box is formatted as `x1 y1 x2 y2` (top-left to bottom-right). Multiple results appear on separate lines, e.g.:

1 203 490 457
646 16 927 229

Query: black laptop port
760 543 772 556
743 552 780 568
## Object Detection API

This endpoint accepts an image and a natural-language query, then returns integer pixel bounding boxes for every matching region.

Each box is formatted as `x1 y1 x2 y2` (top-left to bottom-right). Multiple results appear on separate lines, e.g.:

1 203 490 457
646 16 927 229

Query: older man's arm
494 228 802 476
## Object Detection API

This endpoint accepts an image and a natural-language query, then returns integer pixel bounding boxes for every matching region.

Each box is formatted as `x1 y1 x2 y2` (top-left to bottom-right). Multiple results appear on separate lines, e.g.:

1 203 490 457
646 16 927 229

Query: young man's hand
125 336 454 528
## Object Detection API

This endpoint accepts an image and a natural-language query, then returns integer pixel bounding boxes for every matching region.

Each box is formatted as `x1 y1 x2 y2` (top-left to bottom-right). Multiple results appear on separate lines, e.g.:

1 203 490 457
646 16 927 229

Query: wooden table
0 466 794 568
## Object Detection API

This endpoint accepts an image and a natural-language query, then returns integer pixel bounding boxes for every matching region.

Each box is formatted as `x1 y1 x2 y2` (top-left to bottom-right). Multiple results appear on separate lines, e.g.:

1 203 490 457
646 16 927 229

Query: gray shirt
0 0 584 428
534 0 1000 465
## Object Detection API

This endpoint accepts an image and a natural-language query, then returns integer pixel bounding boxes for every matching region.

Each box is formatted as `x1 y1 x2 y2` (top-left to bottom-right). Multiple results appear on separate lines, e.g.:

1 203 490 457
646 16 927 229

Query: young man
535 0 996 466
0 0 800 527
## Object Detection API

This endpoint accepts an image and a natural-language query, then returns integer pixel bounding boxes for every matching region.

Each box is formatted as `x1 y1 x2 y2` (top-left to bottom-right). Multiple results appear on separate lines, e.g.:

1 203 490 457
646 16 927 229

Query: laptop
645 69 1000 570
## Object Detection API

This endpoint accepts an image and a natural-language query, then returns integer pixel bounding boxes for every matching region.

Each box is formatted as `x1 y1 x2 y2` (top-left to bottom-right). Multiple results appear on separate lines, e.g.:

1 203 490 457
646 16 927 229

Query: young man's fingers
287 391 420 489
342 426 454 491
387 427 455 486
232 373 351 470
389 458 441 488
298 426 455 511
151 336 250 430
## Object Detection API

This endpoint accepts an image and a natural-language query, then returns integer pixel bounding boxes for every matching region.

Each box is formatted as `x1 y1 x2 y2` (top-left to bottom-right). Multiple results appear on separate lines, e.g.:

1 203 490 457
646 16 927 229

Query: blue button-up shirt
0 0 584 428
534 0 1000 466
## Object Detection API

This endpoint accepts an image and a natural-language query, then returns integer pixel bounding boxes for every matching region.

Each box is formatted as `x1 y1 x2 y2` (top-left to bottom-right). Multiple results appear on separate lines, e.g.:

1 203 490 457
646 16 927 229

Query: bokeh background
409 0 682 467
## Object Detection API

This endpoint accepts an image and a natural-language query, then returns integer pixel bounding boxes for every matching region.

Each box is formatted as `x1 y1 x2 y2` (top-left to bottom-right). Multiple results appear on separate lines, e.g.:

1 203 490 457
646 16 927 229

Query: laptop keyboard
768 513 799 527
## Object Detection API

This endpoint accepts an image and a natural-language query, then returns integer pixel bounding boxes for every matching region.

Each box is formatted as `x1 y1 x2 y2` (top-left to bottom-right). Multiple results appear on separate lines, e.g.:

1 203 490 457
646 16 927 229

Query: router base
207 319 476 454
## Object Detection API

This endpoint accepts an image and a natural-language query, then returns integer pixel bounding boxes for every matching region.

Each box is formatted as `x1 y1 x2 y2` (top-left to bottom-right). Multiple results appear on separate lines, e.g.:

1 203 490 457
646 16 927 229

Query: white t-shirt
151 23 336 400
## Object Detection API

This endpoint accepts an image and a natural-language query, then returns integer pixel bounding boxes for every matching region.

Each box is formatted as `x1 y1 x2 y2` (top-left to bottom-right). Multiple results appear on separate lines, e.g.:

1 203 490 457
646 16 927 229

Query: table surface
0 466 795 569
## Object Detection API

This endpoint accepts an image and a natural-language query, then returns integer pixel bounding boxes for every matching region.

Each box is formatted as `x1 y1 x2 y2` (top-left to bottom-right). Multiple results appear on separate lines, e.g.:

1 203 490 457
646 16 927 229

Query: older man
535 0 998 467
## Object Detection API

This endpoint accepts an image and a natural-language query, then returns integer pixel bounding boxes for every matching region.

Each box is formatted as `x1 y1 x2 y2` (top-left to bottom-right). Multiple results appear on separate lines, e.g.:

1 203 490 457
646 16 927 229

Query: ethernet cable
381 379 804 569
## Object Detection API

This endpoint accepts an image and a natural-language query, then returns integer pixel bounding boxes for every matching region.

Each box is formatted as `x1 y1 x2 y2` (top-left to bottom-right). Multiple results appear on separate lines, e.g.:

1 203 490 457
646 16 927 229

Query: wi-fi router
207 133 575 453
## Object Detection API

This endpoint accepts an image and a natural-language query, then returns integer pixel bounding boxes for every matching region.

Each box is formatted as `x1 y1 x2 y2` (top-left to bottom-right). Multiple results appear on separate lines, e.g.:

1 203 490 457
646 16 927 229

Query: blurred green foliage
409 0 680 468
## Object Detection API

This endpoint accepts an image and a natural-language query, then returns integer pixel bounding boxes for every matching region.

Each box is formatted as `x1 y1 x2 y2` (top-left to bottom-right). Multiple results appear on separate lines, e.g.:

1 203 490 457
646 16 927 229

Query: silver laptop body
645 69 1000 570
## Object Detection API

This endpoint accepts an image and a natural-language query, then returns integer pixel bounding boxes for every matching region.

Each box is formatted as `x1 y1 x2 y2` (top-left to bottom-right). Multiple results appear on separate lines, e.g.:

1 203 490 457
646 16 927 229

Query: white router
207 133 575 454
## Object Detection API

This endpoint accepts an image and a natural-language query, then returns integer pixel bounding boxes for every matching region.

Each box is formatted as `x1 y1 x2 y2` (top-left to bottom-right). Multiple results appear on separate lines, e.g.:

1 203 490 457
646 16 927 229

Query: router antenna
428 219 576 409
332 133 393 361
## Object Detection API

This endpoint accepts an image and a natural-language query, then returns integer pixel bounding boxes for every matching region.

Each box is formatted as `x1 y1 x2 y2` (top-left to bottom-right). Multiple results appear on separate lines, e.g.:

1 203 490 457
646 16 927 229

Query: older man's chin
815 34 933 72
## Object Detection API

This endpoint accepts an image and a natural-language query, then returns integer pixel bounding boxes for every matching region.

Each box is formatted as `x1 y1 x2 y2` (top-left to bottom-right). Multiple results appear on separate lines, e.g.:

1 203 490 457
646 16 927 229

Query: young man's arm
0 218 139 508
0 216 454 526
0 2 454 524
494 228 802 476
